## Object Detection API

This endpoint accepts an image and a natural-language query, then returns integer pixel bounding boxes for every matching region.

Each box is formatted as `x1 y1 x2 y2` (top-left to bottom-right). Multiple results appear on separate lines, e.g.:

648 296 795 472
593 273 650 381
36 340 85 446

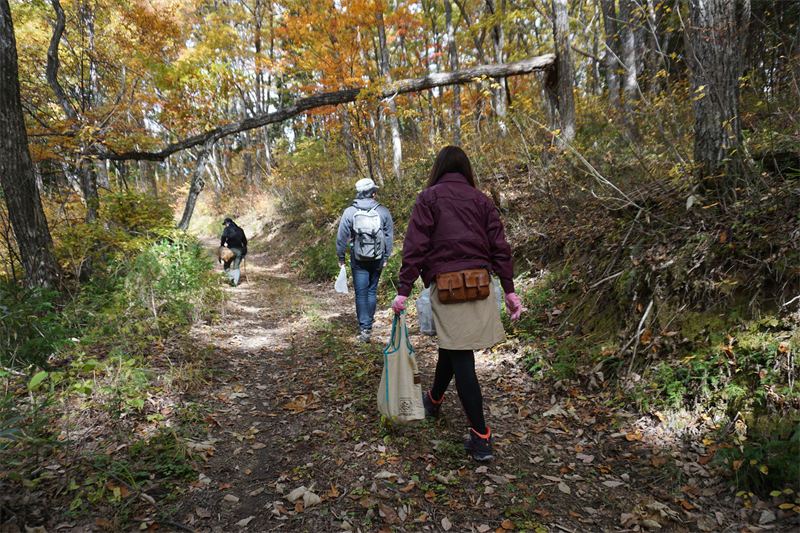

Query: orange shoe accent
429 391 443 405
472 427 491 439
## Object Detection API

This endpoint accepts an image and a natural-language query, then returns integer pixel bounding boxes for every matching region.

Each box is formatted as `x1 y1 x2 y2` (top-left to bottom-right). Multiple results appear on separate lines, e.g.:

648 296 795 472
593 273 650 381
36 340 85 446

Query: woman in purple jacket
391 146 521 461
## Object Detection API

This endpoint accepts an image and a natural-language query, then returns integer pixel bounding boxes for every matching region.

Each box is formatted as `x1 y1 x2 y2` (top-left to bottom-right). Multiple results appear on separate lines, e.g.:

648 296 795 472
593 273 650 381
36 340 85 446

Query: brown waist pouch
435 269 491 304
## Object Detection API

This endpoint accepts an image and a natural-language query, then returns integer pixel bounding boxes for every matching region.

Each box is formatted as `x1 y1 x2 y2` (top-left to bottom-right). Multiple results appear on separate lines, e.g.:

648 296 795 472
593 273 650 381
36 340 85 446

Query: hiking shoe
356 330 371 343
464 427 494 461
422 391 443 419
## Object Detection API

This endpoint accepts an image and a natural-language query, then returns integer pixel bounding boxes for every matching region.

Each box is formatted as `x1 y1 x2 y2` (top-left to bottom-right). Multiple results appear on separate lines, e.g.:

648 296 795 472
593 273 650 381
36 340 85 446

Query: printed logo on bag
398 397 413 415
352 206 384 261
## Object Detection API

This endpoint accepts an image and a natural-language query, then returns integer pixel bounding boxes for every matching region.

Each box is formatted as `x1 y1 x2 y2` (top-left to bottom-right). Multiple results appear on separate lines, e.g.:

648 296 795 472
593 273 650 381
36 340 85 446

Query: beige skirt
431 279 505 350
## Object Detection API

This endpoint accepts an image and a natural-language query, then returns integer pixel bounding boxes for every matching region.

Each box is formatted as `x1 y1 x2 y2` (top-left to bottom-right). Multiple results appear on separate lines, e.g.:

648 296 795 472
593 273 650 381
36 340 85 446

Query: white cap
355 178 378 193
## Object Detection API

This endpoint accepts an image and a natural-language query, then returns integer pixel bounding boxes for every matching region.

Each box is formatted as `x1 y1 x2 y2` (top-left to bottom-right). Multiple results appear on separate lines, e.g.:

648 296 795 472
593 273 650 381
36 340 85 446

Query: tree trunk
550 0 576 146
177 142 213 231
445 0 462 146
47 0 99 222
377 10 403 182
486 0 508 135
0 0 63 289
601 0 621 111
687 0 742 185
343 109 358 178
619 0 639 139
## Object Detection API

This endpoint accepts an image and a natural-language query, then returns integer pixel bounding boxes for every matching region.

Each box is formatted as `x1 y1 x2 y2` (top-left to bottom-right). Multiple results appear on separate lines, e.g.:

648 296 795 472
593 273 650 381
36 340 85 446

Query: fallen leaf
251 442 266 450
620 512 637 527
195 507 211 519
652 457 667 467
476 526 491 533
695 517 714 531
328 482 340 498
568 510 581 517
441 517 452 531
487 474 509 484
374 471 398 480
558 482 571 494
249 488 264 496
303 491 321 508
501 518 516 530
641 518 662 529
224 494 239 502
625 433 643 441
274 504 289 515
235 516 254 527
697 453 712 465
436 471 458 484
603 481 623 488
287 486 308 503
377 501 399 524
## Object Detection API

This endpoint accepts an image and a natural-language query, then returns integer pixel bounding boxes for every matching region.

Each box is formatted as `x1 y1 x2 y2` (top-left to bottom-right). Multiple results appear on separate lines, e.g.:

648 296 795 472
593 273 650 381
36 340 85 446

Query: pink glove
504 293 521 321
391 295 408 315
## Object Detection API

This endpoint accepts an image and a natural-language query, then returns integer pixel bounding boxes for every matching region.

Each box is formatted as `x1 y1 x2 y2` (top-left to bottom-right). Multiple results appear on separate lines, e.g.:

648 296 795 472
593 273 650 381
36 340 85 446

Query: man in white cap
336 178 394 343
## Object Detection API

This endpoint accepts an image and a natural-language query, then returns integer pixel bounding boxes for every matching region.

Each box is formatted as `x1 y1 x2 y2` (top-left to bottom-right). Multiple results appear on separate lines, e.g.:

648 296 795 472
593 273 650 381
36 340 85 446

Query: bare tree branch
99 55 556 162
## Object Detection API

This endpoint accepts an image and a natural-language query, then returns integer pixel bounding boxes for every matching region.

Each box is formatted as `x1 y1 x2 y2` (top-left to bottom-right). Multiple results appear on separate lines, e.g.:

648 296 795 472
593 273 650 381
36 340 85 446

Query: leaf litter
17 242 794 533
168 246 800 532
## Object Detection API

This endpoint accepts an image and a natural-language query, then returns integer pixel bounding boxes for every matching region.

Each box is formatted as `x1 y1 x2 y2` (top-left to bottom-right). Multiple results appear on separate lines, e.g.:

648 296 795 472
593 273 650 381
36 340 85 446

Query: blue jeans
351 257 383 332
223 248 243 285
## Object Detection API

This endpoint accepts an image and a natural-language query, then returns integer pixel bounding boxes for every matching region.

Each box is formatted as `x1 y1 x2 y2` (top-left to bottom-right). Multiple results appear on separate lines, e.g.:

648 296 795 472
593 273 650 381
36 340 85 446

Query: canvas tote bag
378 312 425 426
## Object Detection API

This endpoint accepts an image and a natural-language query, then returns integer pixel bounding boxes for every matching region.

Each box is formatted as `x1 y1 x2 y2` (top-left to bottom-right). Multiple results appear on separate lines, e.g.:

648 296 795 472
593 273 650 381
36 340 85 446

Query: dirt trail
176 244 797 533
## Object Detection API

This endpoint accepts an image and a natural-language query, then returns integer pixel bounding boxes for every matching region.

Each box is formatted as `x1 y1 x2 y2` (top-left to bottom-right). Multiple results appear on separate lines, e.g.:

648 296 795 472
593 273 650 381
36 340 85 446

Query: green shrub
53 189 176 278
117 236 224 334
69 234 224 349
295 236 340 282
0 285 67 369
715 423 800 496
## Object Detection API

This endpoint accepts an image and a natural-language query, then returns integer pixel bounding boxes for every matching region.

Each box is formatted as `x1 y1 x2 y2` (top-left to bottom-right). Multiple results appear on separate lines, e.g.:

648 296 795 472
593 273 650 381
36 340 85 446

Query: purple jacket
398 173 514 297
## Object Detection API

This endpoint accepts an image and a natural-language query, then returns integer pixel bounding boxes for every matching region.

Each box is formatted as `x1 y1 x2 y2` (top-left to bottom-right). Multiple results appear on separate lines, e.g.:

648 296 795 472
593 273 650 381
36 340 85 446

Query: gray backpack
352 206 384 261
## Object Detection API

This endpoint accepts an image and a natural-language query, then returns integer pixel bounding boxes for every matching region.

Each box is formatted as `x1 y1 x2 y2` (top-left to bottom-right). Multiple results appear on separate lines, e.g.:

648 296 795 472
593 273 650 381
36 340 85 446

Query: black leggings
430 348 486 434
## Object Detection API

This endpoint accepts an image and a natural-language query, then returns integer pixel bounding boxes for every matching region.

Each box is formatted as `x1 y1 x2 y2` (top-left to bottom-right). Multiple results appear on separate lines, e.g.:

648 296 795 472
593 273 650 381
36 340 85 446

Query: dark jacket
336 198 394 264
397 173 514 297
221 223 247 250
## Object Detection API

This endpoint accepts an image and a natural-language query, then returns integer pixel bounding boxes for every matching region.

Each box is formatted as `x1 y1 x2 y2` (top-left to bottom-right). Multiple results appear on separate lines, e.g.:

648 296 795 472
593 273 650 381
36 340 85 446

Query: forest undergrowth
1 107 799 532
264 146 800 502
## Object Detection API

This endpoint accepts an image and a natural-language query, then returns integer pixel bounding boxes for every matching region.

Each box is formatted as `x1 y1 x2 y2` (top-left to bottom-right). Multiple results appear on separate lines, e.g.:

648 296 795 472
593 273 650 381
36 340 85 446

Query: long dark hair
425 146 476 188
